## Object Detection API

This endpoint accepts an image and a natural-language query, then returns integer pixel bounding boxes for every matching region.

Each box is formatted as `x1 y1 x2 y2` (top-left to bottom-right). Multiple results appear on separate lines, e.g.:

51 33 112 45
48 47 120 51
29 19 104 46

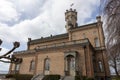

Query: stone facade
9 8 110 80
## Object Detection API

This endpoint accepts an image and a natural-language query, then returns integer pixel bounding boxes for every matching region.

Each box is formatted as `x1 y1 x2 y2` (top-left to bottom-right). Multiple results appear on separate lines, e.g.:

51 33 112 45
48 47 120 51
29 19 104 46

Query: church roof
78 22 97 28
73 22 97 31
29 33 68 45
29 22 97 45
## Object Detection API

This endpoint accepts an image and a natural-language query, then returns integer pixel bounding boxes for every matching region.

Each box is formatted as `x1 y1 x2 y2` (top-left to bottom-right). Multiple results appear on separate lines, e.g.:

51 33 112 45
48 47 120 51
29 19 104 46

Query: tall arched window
94 38 100 47
44 58 50 71
98 61 103 72
30 60 35 71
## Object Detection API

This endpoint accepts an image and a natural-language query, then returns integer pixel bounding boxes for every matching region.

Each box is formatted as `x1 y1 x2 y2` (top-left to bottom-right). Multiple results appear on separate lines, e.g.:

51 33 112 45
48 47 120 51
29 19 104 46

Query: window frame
98 60 104 72
44 58 50 71
94 37 100 47
29 60 35 71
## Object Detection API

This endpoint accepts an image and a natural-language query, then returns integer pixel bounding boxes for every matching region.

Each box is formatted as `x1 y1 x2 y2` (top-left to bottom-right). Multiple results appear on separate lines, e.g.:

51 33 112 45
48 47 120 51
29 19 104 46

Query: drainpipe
83 45 87 76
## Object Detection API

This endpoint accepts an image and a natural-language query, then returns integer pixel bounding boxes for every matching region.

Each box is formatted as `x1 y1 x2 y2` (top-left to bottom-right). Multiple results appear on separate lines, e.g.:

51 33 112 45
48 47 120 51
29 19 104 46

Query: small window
98 61 103 72
94 38 100 47
83 33 86 39
44 58 50 71
30 60 35 71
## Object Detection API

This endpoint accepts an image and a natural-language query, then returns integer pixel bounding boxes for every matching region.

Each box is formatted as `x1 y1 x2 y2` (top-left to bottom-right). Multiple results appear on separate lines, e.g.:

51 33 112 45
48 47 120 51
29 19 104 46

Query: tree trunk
114 58 120 77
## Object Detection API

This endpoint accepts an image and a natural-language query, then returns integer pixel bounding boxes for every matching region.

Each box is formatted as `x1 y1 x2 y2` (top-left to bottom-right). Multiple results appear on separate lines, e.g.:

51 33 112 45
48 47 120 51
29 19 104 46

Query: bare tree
0 39 22 64
102 0 120 77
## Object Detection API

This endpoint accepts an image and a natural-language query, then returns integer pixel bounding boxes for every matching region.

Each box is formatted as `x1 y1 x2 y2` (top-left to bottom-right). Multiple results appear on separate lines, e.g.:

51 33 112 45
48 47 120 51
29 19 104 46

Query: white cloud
0 62 9 71
0 0 20 22
0 0 99 42
0 47 9 55
0 47 10 71
0 0 99 71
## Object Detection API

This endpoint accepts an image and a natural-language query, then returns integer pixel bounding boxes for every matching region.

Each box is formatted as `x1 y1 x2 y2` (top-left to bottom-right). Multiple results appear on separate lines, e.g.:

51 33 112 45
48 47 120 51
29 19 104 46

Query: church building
9 8 110 80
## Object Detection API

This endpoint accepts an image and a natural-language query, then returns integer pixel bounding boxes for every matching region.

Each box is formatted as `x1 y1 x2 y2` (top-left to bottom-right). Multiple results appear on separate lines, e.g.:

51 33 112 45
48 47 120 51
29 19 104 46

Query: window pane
15 64 20 71
94 38 100 47
70 58 75 70
31 61 35 70
30 60 35 71
98 61 103 72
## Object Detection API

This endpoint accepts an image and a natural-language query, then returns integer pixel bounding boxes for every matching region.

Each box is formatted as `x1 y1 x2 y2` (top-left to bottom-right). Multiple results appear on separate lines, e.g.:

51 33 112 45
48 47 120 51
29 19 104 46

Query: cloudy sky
0 0 100 71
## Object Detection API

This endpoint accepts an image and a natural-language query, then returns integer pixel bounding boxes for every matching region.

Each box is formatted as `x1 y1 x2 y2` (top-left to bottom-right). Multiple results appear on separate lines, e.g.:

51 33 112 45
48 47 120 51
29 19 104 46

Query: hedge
75 76 94 80
6 74 33 80
42 74 60 80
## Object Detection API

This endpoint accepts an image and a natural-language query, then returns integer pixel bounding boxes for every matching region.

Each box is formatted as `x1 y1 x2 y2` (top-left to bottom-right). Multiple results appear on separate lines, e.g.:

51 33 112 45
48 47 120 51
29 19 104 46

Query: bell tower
65 8 77 32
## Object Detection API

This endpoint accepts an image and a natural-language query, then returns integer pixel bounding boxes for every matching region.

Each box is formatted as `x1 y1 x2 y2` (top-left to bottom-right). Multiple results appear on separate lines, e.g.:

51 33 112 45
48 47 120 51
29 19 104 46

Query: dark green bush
112 77 120 80
42 74 60 80
86 78 94 80
75 75 81 80
75 76 94 80
6 74 14 78
6 74 33 80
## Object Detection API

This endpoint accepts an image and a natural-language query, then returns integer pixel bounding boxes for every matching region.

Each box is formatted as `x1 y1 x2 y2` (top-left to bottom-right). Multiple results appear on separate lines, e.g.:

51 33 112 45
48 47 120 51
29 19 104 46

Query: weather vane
70 3 74 8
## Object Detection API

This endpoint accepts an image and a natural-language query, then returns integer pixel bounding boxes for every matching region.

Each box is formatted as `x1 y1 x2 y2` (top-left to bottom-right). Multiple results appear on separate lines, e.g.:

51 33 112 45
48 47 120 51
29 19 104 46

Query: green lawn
112 77 120 80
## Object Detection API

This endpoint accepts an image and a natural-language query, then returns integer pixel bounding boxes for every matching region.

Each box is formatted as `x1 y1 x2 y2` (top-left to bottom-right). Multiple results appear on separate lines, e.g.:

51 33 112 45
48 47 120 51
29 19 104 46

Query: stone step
31 74 44 80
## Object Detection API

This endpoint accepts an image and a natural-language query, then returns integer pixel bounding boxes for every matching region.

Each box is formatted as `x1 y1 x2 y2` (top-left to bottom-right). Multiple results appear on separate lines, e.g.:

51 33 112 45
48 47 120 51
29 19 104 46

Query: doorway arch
65 55 76 76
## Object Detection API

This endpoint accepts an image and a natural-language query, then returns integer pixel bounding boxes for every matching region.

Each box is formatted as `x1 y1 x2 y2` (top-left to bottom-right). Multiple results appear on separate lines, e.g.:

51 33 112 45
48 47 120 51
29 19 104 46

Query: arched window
30 60 35 71
44 58 50 71
94 38 100 47
98 61 103 72
66 55 75 70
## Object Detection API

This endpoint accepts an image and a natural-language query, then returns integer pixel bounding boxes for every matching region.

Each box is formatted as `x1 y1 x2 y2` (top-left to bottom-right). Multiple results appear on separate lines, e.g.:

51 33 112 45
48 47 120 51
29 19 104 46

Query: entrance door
66 55 75 76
